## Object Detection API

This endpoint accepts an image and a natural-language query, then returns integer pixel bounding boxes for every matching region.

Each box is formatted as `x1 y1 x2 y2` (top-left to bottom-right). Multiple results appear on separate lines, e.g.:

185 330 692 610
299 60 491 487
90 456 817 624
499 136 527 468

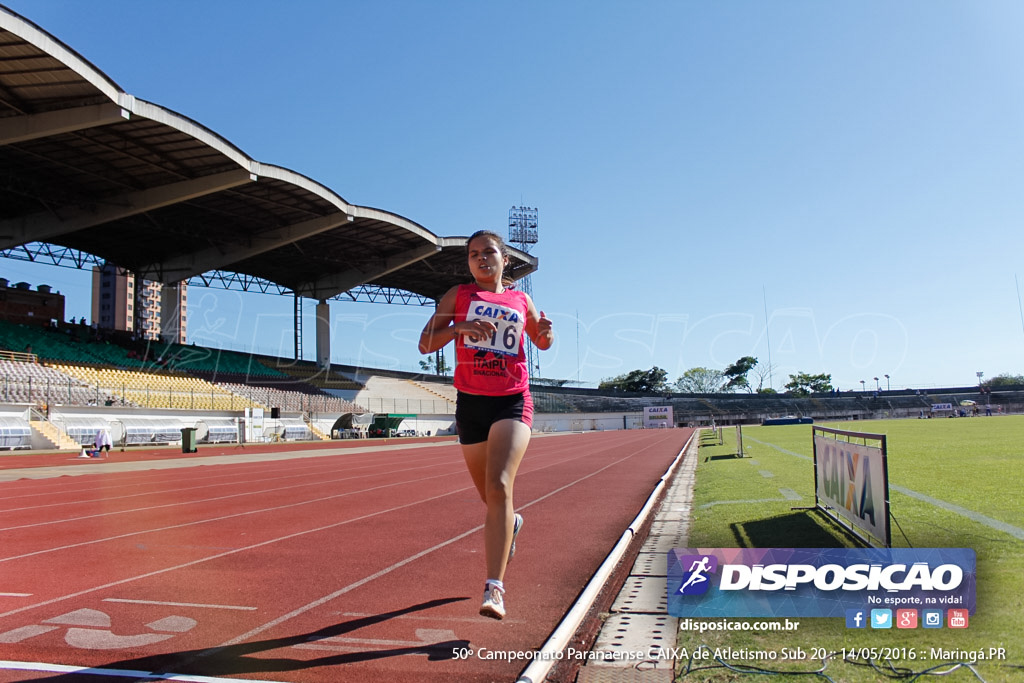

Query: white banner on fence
813 435 888 543
643 406 673 428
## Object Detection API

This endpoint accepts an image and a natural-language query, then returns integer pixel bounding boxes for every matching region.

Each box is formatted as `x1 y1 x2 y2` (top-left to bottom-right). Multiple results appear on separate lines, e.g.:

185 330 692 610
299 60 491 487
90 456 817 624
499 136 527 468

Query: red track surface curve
0 429 692 682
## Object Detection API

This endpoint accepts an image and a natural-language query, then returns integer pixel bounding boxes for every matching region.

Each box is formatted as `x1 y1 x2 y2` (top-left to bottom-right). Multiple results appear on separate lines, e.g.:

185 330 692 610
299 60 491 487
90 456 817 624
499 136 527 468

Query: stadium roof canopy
0 6 536 305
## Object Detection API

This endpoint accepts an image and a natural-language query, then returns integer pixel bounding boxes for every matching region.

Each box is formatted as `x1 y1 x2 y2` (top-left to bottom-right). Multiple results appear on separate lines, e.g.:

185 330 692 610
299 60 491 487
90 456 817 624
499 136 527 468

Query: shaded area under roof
0 5 536 305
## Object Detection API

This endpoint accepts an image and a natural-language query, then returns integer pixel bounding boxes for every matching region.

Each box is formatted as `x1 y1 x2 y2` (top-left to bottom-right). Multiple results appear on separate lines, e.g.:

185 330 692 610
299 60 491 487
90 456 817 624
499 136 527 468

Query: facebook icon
845 609 867 629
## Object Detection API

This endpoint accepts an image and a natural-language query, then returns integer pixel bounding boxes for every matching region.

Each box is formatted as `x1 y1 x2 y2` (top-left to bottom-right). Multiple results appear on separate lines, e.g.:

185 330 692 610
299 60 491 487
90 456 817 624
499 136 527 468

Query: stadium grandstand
1 5 1020 453
2 307 1019 452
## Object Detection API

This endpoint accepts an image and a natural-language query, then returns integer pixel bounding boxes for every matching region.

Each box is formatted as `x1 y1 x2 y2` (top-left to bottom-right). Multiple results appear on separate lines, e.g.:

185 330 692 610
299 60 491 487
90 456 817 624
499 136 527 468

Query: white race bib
463 300 524 357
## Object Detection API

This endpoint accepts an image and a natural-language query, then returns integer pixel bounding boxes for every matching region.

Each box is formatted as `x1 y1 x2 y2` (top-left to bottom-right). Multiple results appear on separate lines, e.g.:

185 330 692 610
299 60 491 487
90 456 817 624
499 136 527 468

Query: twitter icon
871 609 892 629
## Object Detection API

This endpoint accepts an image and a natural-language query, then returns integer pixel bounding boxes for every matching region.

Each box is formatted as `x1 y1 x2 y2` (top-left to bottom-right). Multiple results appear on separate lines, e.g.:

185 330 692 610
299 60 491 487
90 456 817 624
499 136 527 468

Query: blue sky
4 0 1024 390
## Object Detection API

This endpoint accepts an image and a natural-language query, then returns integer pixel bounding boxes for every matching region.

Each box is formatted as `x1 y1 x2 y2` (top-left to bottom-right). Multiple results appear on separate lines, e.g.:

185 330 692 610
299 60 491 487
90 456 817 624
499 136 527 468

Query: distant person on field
92 426 112 458
418 230 553 620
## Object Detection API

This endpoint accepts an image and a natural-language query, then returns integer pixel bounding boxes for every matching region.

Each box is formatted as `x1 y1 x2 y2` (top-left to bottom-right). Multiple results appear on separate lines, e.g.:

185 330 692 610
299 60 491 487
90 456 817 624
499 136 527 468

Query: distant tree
599 367 670 393
418 352 449 376
982 373 1024 388
675 367 727 393
750 361 777 393
784 371 833 397
723 356 758 392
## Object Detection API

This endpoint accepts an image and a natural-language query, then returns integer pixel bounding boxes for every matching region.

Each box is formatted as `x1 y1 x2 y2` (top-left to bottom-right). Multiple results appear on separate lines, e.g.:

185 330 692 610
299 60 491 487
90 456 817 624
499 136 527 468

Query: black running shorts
455 391 534 445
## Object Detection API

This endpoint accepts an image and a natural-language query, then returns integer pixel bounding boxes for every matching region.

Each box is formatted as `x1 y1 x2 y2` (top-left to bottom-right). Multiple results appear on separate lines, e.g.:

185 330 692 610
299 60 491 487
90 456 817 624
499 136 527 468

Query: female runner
419 230 553 619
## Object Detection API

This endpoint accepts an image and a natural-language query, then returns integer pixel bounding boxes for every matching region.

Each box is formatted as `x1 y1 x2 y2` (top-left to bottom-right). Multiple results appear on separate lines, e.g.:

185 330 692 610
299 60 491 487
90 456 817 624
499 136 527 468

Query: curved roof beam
302 243 443 300
0 102 130 144
0 6 126 104
139 211 355 284
0 169 256 251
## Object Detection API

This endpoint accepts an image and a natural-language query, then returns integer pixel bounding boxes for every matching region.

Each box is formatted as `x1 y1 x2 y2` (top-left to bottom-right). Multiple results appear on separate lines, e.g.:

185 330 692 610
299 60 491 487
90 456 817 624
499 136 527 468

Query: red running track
0 429 692 683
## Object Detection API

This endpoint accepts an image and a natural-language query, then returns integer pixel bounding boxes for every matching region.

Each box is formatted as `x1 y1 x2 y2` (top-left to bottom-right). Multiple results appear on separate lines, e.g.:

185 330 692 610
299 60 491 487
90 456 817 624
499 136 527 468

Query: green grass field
675 416 1024 682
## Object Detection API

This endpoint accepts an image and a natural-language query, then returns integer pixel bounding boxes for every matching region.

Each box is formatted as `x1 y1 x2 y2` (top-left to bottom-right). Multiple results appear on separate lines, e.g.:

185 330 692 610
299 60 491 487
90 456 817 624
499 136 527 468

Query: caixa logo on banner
667 548 976 618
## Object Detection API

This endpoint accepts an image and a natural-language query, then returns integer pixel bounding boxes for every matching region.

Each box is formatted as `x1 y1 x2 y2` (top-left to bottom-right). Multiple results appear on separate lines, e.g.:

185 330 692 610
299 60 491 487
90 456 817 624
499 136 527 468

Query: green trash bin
181 427 197 453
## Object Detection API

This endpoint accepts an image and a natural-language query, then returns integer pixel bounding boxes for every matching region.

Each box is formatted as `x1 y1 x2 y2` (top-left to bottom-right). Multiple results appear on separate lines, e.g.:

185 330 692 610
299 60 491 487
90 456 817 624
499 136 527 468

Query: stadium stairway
30 418 79 450
409 379 457 404
304 416 329 441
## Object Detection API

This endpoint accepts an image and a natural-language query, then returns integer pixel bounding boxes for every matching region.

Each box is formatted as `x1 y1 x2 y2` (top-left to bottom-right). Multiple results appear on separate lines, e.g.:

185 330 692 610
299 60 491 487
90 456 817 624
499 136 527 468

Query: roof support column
315 299 331 370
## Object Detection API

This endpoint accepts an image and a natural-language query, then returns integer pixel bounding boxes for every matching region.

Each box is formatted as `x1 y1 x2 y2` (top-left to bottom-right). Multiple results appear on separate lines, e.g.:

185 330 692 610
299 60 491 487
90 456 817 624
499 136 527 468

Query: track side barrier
517 429 696 683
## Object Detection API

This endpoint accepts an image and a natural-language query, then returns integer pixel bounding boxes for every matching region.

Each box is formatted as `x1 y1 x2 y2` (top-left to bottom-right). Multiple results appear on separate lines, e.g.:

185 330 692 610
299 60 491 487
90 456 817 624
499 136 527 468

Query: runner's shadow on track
30 597 470 681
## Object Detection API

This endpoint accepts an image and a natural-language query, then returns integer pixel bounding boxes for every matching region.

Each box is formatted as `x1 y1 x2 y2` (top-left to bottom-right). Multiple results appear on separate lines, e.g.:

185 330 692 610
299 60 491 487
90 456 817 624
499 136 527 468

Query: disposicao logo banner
667 548 975 618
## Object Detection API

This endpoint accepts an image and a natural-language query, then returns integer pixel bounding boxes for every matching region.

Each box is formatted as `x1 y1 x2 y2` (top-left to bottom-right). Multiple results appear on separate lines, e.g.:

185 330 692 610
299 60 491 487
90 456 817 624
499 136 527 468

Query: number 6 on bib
464 302 523 357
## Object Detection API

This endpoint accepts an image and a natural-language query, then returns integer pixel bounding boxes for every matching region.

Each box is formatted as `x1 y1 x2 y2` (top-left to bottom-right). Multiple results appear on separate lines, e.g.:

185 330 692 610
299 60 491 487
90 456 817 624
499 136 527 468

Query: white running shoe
480 583 506 620
508 513 524 561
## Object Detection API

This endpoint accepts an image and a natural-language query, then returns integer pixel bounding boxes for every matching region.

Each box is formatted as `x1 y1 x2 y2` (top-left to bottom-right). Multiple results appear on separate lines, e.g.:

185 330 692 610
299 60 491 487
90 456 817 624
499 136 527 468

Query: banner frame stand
811 425 891 548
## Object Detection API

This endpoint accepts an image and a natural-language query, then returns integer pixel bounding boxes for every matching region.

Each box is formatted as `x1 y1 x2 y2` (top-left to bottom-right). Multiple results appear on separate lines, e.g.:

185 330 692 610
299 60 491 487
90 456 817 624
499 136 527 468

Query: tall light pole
860 380 865 393
884 374 890 391
977 371 984 388
874 377 880 391
509 206 539 376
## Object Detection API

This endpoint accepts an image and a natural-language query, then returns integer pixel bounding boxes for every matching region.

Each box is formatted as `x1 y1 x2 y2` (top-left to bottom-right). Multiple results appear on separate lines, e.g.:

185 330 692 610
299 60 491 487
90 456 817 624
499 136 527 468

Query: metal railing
1 373 455 415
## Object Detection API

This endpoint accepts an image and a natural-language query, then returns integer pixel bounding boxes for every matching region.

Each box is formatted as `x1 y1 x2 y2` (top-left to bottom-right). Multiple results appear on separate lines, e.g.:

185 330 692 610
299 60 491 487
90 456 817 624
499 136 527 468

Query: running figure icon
678 556 712 594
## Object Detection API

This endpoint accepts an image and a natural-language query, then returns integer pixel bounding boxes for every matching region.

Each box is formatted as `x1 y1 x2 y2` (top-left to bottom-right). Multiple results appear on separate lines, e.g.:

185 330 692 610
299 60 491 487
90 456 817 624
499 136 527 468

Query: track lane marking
0 483 475 620
0 431 679 629
0 452 456 513
0 432 635 562
0 467 469 566
0 457 463 532
207 431 679 651
103 598 256 611
0 431 686 678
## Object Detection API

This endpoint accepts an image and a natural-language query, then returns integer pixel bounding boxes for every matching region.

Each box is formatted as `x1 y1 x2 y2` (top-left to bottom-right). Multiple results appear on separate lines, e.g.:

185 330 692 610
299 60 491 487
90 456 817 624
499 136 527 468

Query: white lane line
745 435 1024 540
0 440 458 485
889 484 1024 541
0 466 464 564
0 436 606 563
699 498 797 509
0 458 458 532
0 431 664 661
103 598 257 611
338 611 484 624
0 481 474 620
208 433 672 651
0 592 32 597
0 659 285 682
0 450 454 512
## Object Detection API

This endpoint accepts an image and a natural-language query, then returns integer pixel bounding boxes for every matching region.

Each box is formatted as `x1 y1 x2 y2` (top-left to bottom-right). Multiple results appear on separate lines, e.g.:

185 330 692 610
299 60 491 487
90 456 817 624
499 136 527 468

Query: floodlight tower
508 205 540 376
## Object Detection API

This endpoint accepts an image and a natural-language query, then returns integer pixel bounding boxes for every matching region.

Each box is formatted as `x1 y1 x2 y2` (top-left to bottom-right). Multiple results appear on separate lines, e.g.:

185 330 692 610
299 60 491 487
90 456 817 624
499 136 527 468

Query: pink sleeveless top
453 284 531 396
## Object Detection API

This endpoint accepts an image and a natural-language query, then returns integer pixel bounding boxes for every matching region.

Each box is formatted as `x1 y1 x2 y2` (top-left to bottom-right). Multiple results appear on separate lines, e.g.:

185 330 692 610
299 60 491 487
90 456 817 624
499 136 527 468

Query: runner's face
467 237 505 283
